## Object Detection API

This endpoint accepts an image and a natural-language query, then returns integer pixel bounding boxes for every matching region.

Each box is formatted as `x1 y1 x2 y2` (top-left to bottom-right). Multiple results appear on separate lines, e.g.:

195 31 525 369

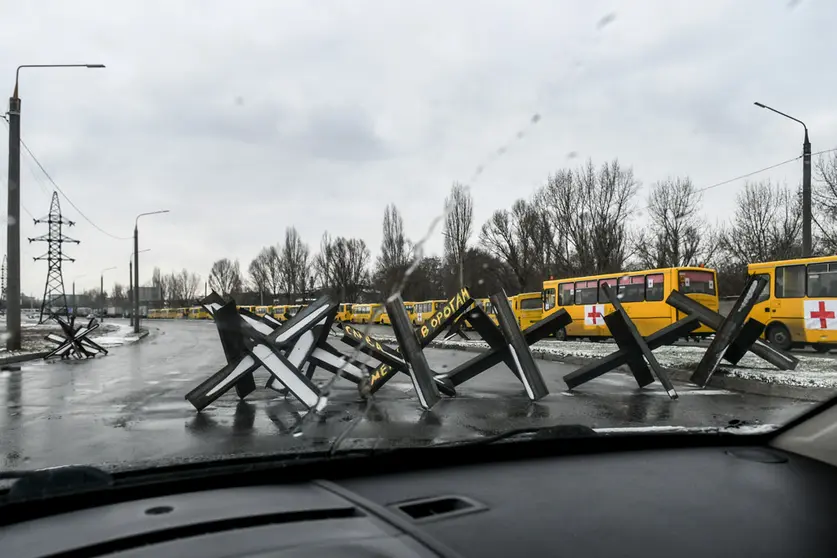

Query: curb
370 334 835 403
0 351 50 368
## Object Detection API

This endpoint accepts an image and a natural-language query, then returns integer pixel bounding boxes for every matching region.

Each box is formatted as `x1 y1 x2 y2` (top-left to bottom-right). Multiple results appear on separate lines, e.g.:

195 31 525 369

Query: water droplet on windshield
596 13 616 30
315 396 328 412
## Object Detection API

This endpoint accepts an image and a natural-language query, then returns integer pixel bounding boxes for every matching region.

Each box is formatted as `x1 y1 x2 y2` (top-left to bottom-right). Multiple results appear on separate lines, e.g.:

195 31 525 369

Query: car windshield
2 2 837 483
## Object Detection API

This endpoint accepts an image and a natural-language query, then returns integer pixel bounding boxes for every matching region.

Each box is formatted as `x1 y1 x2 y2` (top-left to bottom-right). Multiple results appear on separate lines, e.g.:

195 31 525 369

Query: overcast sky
1 0 834 297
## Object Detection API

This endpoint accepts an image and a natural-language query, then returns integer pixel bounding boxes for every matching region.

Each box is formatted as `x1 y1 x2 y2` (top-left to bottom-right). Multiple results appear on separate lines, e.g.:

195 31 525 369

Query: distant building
128 286 163 304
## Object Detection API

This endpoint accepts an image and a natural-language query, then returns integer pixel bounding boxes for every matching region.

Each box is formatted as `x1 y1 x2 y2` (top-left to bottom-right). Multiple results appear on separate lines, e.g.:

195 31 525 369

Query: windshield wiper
431 424 598 448
0 465 113 504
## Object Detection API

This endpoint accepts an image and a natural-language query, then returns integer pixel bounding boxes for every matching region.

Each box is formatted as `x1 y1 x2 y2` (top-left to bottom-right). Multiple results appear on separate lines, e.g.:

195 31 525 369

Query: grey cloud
292 105 390 161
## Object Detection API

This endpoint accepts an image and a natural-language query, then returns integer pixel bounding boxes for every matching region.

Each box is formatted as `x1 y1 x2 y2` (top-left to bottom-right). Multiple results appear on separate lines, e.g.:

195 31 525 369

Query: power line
696 147 837 194
696 155 801 193
17 137 131 240
2 115 123 237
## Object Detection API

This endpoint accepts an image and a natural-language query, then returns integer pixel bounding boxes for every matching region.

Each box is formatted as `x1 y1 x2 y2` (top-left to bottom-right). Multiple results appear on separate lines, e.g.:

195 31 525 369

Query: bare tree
814 151 837 252
375 204 409 295
248 248 273 305
402 256 445 301
542 159 638 275
110 283 126 303
181 270 201 303
480 197 557 292
208 258 243 300
315 234 370 301
722 180 802 265
280 227 311 303
167 271 186 306
265 245 283 297
151 267 168 304
443 182 474 289
636 177 720 268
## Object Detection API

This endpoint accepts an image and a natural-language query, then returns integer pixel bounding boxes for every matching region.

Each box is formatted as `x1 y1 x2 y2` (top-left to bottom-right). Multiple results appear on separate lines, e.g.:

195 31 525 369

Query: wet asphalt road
0 319 816 471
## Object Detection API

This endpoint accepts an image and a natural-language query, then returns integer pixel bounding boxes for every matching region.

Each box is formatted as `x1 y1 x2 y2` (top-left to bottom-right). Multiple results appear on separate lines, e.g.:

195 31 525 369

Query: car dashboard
3 441 837 557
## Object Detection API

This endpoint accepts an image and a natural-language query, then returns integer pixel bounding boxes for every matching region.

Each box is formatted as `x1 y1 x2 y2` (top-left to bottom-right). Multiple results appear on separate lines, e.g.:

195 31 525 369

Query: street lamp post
71 273 86 316
100 266 116 320
754 102 812 257
6 63 105 350
128 248 150 327
134 212 168 333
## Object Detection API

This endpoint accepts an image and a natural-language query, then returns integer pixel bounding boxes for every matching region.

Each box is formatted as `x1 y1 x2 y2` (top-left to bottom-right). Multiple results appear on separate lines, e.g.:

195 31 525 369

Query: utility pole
133 225 139 332
100 267 115 321
803 129 812 257
754 102 812 256
128 259 133 328
133 211 168 333
6 63 105 349
6 93 21 347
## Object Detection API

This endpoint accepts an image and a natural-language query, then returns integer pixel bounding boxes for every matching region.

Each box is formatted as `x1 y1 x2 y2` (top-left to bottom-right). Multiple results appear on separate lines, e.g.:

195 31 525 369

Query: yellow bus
254 305 272 318
351 303 382 324
187 306 211 319
272 305 290 322
511 292 543 329
336 303 353 323
236 305 256 314
377 302 416 326
414 300 446 325
403 302 417 325
148 309 161 319
746 255 837 352
542 266 719 340
462 298 498 329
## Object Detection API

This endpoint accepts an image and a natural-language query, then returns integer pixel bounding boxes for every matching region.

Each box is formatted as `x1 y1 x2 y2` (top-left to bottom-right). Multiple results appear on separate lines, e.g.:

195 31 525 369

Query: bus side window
807 263 837 298
776 265 806 298
646 273 664 301
558 283 574 306
575 281 597 305
754 274 771 303
618 275 645 302
598 278 616 302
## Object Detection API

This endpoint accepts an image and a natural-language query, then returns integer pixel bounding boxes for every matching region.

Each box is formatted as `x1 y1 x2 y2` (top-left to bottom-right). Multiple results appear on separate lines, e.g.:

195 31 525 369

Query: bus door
574 280 601 338
558 283 580 336
773 263 807 342
749 271 773 322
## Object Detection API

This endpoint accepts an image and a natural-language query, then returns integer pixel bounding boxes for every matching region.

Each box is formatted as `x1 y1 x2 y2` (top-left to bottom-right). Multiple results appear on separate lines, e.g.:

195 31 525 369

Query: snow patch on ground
93 322 144 347
373 333 837 390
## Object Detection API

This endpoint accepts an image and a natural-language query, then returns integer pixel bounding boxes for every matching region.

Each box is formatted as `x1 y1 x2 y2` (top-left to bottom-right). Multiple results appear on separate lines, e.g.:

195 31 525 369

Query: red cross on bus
587 307 603 325
810 301 836 329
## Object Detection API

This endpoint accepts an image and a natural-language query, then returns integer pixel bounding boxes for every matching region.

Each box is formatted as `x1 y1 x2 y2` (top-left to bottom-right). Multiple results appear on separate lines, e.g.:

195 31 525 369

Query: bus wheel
554 327 567 341
814 343 833 354
766 323 792 351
